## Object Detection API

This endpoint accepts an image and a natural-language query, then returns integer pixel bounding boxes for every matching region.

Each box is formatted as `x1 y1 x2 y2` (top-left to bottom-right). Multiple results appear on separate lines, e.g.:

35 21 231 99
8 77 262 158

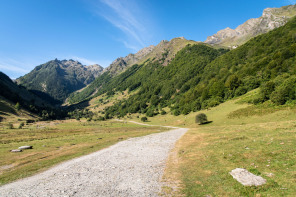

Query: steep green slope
178 15 296 111
17 59 103 104
67 38 199 104
102 16 296 118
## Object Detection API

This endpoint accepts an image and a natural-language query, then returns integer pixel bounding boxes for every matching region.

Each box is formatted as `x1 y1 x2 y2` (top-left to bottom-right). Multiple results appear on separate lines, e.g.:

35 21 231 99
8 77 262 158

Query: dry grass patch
0 120 168 185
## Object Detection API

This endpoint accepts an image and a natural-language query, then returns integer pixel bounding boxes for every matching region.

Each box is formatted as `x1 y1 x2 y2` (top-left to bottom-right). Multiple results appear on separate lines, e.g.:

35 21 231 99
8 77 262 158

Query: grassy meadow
0 119 167 185
134 91 296 197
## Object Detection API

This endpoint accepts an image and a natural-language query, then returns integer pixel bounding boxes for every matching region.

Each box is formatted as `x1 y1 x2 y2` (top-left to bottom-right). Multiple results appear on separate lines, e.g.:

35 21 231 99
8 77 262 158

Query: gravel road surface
0 126 187 197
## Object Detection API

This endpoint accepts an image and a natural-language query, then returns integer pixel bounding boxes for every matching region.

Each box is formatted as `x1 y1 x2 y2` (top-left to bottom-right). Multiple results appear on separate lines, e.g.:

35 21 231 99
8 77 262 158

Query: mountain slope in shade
0 72 51 108
205 4 296 47
17 59 103 103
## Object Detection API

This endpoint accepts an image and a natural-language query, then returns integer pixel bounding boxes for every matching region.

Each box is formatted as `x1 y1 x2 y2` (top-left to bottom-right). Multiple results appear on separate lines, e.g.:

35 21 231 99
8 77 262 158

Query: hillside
16 59 103 104
67 37 199 104
95 15 296 119
0 72 51 108
205 4 296 48
104 45 155 76
0 72 63 122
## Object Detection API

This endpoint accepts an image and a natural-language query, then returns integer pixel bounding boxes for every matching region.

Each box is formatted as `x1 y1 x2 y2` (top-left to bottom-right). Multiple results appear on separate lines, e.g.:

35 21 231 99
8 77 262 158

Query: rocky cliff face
205 4 296 47
104 45 155 75
104 37 200 76
138 37 199 66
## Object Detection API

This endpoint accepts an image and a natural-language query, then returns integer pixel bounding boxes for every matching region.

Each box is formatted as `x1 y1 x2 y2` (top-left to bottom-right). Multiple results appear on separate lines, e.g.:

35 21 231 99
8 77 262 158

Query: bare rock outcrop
205 5 296 47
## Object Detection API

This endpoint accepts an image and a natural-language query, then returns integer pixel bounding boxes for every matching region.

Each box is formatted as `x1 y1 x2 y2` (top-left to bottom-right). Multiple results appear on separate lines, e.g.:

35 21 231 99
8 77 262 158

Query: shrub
97 116 105 121
7 123 13 129
15 102 20 111
146 109 155 117
173 109 181 116
18 122 25 129
160 110 166 115
195 113 208 125
141 117 148 122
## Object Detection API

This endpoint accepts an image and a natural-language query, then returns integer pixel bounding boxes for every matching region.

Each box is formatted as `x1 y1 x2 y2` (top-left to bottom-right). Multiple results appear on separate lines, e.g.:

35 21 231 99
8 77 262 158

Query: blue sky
0 0 294 79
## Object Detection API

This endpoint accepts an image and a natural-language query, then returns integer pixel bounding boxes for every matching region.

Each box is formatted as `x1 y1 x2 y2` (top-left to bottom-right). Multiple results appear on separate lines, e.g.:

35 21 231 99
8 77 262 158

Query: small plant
195 113 208 125
141 117 148 122
7 123 13 129
18 122 25 129
15 102 20 111
97 116 105 121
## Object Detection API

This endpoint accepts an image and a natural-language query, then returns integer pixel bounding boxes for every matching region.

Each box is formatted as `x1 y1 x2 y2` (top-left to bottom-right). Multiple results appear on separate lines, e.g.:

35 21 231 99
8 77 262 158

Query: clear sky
0 0 294 79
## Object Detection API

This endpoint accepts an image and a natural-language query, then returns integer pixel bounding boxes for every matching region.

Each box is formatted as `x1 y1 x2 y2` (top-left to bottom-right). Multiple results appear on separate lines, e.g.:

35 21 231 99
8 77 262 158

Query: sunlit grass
0 120 167 185
155 93 296 196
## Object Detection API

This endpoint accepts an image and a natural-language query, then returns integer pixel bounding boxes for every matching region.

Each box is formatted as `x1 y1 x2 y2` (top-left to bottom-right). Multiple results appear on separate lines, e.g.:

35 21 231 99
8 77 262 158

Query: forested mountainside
96 16 296 119
205 4 296 48
67 37 199 104
16 59 103 104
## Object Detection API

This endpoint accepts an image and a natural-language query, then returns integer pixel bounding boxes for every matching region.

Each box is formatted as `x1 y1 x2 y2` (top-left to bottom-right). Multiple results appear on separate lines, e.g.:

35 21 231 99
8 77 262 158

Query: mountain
205 4 296 48
94 15 296 118
104 45 155 76
17 59 103 104
0 72 51 108
67 37 199 104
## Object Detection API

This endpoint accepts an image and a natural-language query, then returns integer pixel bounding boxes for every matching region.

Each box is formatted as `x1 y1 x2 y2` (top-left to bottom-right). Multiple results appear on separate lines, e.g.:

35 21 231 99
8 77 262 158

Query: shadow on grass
199 121 213 125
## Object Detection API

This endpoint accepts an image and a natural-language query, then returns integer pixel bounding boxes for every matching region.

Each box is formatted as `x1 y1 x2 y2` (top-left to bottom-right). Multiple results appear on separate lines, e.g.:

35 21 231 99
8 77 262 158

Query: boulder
229 168 266 186
10 149 22 152
18 145 33 150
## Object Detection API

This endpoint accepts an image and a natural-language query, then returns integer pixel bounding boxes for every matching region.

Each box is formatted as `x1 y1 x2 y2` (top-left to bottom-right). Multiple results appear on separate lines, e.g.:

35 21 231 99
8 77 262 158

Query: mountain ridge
67 37 200 104
205 4 296 47
16 59 104 104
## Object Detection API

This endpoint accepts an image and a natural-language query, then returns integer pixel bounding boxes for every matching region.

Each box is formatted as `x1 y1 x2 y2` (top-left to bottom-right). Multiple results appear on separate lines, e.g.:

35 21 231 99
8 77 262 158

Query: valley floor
0 123 187 197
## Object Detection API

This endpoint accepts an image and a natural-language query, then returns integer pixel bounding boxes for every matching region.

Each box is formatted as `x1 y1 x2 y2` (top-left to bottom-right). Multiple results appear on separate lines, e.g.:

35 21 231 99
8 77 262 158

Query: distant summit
104 45 155 76
205 4 296 47
16 59 103 103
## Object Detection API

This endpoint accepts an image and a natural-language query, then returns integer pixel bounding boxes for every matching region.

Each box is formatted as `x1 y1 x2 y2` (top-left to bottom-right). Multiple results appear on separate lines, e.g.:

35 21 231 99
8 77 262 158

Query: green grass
179 121 295 196
0 120 167 185
139 93 296 196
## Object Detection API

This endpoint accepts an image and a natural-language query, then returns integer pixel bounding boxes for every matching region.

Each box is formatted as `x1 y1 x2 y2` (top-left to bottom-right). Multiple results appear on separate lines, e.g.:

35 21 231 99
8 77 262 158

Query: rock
205 5 296 46
10 149 22 153
229 168 266 186
18 146 33 150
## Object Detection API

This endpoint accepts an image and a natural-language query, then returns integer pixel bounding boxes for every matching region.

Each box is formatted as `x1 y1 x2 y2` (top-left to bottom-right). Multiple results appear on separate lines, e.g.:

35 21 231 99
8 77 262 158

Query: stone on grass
18 146 33 150
229 168 266 186
10 149 22 153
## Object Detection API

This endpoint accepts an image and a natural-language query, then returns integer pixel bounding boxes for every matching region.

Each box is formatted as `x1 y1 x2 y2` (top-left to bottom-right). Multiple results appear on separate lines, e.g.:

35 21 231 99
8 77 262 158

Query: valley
0 3 296 196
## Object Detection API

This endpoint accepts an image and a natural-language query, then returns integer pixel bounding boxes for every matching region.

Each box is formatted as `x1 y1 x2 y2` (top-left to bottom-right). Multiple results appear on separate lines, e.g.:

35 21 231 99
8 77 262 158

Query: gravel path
0 125 187 197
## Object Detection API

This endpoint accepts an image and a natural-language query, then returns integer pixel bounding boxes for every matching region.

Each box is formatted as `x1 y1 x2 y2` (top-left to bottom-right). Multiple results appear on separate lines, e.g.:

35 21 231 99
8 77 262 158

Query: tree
15 102 20 111
195 113 208 125
141 117 148 122
225 75 240 90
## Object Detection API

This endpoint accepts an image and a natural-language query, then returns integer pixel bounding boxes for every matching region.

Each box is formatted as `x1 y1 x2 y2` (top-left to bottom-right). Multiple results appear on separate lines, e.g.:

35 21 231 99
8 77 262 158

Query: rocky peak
104 45 155 75
205 4 296 47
